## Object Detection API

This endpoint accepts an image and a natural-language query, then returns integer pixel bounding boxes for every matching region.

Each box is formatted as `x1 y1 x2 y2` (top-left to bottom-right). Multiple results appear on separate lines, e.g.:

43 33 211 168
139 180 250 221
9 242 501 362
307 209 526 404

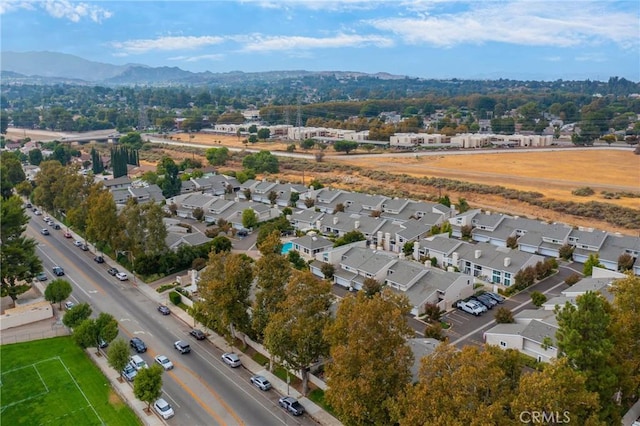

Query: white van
129 355 148 371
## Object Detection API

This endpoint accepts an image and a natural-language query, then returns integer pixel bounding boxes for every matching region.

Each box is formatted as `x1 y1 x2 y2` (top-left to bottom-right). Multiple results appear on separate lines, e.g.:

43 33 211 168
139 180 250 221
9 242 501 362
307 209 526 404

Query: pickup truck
456 300 484 316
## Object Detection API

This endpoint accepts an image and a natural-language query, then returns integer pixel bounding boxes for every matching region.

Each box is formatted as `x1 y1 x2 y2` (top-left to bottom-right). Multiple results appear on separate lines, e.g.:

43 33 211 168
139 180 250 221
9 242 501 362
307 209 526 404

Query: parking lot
442 262 582 348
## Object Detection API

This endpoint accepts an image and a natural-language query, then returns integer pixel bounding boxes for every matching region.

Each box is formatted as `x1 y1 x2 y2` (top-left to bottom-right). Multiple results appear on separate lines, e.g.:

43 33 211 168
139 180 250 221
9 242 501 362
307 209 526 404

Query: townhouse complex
101 173 639 318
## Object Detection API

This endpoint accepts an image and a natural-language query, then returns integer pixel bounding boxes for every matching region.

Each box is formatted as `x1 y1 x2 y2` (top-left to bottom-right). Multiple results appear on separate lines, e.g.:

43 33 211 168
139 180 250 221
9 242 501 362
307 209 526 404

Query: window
492 270 501 283
500 341 507 347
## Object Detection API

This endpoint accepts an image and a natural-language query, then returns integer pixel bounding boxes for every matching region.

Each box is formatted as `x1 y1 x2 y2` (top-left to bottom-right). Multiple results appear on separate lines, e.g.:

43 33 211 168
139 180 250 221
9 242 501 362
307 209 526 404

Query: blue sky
1 0 639 81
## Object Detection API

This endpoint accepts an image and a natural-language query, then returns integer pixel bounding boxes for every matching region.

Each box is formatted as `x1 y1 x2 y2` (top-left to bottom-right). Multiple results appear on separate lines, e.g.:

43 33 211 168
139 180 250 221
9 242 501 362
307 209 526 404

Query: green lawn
1 337 141 426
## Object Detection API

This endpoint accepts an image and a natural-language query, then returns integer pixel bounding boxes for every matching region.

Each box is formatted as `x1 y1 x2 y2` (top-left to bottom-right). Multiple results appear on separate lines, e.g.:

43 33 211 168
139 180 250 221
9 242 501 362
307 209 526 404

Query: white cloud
111 36 225 54
0 1 35 15
42 0 112 23
575 52 607 62
241 33 393 52
168 54 225 62
367 1 639 49
250 0 377 12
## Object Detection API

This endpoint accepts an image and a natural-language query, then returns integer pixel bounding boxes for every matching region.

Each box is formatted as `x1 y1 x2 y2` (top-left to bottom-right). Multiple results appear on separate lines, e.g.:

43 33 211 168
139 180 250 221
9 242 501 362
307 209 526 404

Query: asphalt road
27 212 317 426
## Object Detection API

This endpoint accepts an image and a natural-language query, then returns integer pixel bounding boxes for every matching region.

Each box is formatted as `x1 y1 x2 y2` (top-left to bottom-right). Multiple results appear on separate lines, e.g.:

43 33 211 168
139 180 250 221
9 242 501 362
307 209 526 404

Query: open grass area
0 337 140 426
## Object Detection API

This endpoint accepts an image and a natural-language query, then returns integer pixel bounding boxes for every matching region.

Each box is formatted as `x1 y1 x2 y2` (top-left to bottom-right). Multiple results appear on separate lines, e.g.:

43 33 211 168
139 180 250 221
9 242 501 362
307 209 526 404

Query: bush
495 307 515 323
564 273 581 286
559 244 574 260
169 291 181 305
572 187 595 196
424 322 445 340
530 291 547 307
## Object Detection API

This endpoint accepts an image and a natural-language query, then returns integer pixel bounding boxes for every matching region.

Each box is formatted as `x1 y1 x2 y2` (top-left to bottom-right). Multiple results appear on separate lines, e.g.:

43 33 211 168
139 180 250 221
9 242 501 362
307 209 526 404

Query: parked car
250 375 272 391
98 338 108 349
52 223 61 230
468 299 488 313
63 231 72 238
154 355 174 370
158 305 170 315
190 329 206 340
222 353 241 368
473 294 497 309
74 240 83 247
174 340 191 354
107 267 119 276
115 272 128 281
122 364 138 382
130 337 147 353
94 255 105 264
129 354 148 371
456 300 484 316
485 291 505 304
25 202 32 208
278 396 305 416
40 228 50 235
36 272 48 281
153 398 175 420
53 266 65 276
64 301 75 310
33 209 42 215
44 216 51 222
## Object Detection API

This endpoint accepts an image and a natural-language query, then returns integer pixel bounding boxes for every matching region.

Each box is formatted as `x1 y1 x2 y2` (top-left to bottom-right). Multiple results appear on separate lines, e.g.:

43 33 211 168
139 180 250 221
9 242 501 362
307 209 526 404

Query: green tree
252 232 290 341
555 292 619 423
198 252 253 346
107 339 131 379
62 302 92 329
392 344 510 425
134 364 164 411
300 139 316 150
242 150 279 173
583 253 603 276
530 291 547 307
44 279 72 309
609 275 640 410
85 185 118 251
1 151 26 197
511 358 603 425
28 148 43 166
257 128 270 140
333 140 358 154
325 290 414 425
457 197 470 213
14 181 32 198
264 270 333 395
205 147 229 166
333 230 365 247
0 196 42 301
118 131 143 149
157 156 181 198
241 208 258 229
210 235 232 253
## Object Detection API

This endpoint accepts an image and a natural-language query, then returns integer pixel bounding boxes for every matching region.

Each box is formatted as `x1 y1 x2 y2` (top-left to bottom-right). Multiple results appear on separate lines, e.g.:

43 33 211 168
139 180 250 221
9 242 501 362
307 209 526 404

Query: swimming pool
281 242 293 255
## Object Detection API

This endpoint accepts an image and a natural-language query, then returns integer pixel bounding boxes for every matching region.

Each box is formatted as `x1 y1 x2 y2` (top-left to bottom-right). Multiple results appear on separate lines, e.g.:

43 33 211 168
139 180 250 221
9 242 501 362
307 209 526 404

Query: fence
0 326 69 345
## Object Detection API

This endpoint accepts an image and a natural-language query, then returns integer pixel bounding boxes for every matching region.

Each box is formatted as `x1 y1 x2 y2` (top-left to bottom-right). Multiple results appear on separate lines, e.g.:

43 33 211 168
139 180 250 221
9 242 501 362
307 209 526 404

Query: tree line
188 227 640 425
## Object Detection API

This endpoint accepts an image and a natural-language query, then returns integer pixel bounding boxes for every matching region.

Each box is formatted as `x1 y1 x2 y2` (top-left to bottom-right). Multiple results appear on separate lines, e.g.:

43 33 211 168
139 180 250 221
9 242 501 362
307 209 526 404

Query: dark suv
190 329 206 340
130 337 147 353
52 266 65 276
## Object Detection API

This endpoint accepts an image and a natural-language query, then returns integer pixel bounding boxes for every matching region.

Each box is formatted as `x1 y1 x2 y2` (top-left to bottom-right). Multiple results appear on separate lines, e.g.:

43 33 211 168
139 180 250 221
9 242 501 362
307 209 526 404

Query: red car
63 231 72 238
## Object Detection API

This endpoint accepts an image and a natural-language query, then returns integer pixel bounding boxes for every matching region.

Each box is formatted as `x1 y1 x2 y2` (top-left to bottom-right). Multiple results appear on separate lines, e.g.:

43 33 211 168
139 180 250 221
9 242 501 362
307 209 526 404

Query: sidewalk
88 349 165 426
136 280 343 426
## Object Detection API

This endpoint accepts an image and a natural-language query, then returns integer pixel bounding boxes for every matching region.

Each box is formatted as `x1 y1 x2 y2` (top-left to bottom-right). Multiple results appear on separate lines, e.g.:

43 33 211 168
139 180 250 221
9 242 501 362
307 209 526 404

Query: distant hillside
1 51 412 86
1 51 131 82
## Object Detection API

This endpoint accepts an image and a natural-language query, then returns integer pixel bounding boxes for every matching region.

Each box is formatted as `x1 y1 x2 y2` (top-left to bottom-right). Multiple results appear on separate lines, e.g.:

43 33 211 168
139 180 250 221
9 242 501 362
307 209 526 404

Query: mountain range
0 51 408 86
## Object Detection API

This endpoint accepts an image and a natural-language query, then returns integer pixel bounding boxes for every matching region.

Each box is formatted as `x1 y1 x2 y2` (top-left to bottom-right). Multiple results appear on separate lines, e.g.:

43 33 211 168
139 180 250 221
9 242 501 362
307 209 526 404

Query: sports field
0 337 140 425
